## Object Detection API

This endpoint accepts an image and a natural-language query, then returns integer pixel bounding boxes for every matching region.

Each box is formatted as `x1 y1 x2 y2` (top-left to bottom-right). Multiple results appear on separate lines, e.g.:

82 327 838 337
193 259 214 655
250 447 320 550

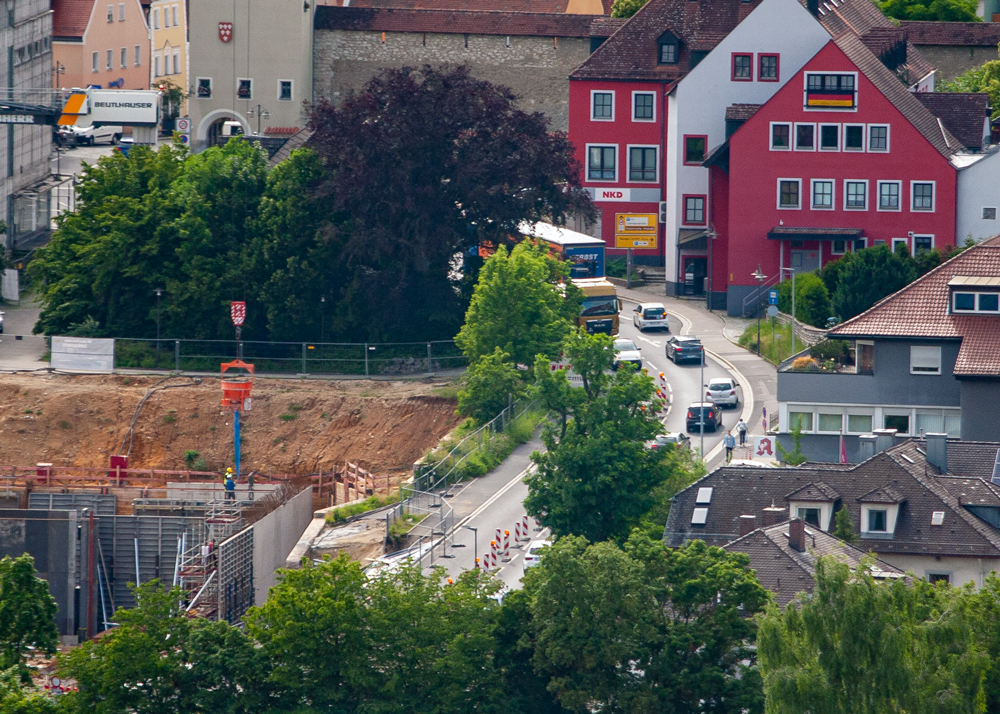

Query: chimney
807 0 819 15
925 433 948 472
762 505 786 526
873 428 898 454
739 514 757 536
858 434 878 461
789 518 806 552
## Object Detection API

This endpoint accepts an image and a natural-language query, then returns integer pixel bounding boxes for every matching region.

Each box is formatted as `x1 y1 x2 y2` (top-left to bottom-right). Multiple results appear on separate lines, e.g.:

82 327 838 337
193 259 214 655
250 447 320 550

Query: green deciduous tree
758 557 987 714
60 581 268 714
776 272 832 328
832 506 859 545
457 348 525 424
525 330 697 543
0 554 57 673
942 61 1000 119
878 0 980 21
524 534 770 713
456 242 578 368
610 0 649 17
0 667 58 714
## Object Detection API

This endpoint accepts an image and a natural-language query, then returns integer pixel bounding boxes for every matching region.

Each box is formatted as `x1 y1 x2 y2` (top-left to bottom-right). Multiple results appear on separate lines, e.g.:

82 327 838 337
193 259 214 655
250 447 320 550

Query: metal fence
111 338 467 376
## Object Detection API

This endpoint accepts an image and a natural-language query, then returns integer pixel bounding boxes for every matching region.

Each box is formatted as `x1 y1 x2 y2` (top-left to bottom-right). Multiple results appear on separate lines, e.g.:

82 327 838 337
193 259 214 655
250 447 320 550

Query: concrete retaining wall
251 487 314 605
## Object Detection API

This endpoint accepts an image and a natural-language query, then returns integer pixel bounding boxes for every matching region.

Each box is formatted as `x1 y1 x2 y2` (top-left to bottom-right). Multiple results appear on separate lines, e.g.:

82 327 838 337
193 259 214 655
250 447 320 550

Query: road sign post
231 301 245 359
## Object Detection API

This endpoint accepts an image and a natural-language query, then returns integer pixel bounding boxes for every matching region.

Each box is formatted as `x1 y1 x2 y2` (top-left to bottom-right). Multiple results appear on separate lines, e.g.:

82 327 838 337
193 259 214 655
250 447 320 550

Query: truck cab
572 278 620 335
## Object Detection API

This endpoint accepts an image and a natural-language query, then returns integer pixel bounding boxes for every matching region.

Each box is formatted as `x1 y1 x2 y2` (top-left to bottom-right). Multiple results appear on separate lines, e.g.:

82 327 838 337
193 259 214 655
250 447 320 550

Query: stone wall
916 45 997 84
313 29 593 131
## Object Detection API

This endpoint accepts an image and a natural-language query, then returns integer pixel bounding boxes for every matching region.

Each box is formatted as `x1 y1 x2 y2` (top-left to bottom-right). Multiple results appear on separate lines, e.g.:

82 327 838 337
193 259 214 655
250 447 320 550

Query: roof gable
914 92 989 151
53 0 96 39
786 481 841 502
857 485 906 503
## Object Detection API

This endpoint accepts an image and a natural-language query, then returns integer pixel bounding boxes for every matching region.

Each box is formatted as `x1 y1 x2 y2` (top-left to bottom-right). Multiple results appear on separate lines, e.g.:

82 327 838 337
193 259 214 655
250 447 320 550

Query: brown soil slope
0 373 459 475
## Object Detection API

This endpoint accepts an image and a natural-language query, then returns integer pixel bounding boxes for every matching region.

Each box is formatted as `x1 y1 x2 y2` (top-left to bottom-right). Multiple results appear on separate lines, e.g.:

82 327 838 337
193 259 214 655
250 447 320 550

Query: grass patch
279 413 297 422
423 409 543 484
162 410 177 424
738 319 795 365
58 421 71 430
388 512 427 538
289 404 303 413
430 381 461 399
326 492 402 524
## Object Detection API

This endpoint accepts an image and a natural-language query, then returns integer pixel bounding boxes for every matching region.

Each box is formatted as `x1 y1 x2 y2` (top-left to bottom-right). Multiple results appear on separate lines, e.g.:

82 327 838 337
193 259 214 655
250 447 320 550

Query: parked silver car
705 377 740 408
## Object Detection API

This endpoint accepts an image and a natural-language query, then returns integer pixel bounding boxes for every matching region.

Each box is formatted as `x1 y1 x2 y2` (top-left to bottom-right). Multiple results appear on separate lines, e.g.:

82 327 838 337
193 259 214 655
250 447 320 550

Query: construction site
0 369 461 642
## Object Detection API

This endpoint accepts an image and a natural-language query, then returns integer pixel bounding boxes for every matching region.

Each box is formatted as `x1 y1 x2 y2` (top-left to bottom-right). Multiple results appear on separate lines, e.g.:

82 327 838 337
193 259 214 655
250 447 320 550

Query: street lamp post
459 525 478 571
751 265 767 356
154 288 163 367
700 344 705 460
778 266 796 358
247 105 269 136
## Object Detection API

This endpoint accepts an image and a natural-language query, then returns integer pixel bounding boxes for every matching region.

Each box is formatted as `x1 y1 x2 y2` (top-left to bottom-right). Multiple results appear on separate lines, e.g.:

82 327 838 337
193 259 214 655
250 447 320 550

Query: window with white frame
238 79 252 99
173 49 180 74
629 147 657 181
952 290 1000 313
632 92 654 121
154 54 161 77
120 47 126 68
778 179 801 209
845 180 867 210
789 411 813 431
154 7 160 28
844 124 864 151
92 51 98 72
172 4 178 25
915 410 961 437
811 180 833 210
134 45 141 66
684 196 706 225
118 2 124 20
817 413 842 432
913 235 933 254
163 5 170 26
847 413 873 433
867 508 887 532
984 207 997 220
868 124 889 152
884 412 910 434
197 77 212 98
819 124 839 150
805 72 856 109
279 80 293 101
591 91 613 120
910 345 941 375
877 181 900 211
911 182 934 211
106 4 113 21
587 146 616 180
770 123 790 150
831 240 847 255
795 123 815 150
106 49 112 70
163 52 171 75
892 237 908 253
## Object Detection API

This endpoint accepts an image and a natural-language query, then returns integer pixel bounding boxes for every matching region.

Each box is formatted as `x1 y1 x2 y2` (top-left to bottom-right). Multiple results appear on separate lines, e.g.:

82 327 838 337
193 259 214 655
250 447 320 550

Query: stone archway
196 109 249 146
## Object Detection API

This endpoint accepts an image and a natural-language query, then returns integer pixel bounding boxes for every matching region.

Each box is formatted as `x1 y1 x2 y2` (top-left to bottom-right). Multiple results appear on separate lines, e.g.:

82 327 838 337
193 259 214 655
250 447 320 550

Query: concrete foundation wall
0 509 77 637
313 29 592 132
251 487 314 605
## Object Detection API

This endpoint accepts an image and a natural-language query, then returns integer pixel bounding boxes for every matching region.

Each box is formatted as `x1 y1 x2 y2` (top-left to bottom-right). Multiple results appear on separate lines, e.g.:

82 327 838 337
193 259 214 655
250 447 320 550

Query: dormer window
658 31 679 65
785 481 840 531
858 485 905 539
949 276 1000 313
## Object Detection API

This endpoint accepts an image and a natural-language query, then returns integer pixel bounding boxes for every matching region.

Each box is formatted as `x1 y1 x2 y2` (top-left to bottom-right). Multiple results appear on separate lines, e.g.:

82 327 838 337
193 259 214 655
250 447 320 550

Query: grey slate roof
914 92 989 151
724 521 905 606
664 440 1000 558
786 481 841 502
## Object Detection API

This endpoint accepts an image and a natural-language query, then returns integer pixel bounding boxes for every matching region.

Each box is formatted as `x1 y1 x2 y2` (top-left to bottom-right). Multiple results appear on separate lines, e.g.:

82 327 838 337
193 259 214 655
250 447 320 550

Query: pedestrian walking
736 418 748 446
723 431 736 462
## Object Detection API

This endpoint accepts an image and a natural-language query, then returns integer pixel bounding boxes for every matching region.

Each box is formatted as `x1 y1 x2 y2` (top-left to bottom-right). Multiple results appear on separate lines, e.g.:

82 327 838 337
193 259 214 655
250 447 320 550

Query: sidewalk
616 284 778 456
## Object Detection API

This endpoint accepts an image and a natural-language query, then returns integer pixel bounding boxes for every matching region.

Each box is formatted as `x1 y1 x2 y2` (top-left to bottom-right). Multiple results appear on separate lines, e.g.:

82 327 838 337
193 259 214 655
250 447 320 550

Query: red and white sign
175 117 190 133
595 188 631 202
230 301 246 326
218 22 233 43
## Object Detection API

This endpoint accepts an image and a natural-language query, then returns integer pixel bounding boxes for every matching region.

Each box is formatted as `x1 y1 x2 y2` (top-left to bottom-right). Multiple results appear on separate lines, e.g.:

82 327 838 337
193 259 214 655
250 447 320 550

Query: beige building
148 0 187 113
188 0 314 149
52 0 150 90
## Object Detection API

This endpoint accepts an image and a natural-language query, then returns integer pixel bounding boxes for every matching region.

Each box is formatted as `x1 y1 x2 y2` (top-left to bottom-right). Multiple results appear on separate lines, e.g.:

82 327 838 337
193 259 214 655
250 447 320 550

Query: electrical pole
155 288 163 367
700 345 705 461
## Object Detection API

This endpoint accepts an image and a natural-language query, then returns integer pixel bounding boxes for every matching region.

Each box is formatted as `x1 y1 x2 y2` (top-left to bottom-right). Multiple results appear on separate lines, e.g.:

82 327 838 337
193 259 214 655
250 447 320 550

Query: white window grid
876 180 901 212
278 80 294 101
818 123 840 151
868 124 890 152
777 177 802 210
585 143 618 183
794 122 816 151
118 2 124 20
631 91 655 122
590 90 615 121
843 123 865 152
810 179 834 210
844 179 868 211
769 122 791 151
626 144 658 183
910 181 935 212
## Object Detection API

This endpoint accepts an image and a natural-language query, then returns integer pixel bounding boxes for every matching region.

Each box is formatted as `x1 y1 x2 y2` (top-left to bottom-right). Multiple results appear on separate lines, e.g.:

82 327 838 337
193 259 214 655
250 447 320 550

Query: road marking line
455 465 531 530
637 336 661 347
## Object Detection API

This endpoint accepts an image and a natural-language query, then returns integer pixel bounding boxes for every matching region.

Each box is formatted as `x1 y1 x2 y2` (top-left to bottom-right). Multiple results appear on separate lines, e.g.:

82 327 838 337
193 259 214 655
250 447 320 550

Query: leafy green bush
810 339 850 363
738 319 794 365
776 272 832 328
456 348 524 425
326 492 401 524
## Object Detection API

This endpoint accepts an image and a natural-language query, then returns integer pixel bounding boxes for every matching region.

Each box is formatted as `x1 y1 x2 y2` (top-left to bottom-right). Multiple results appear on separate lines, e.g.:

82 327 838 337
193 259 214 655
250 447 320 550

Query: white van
60 124 123 146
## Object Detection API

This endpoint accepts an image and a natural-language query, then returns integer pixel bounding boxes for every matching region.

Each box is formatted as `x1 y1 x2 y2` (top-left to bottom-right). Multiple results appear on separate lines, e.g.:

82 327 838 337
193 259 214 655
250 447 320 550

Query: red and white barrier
521 515 529 539
502 530 511 561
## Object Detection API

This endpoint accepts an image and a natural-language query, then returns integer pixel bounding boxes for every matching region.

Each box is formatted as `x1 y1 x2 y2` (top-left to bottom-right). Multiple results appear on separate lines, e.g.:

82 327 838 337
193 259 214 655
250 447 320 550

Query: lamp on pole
459 525 478 570
320 295 325 345
751 265 767 356
700 344 705 461
705 225 718 311
154 288 163 367
247 105 269 136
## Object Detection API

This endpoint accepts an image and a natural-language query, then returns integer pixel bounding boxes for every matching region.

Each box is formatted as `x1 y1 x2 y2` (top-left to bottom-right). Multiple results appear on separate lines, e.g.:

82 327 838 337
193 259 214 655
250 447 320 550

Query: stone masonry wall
314 29 593 131
916 45 998 84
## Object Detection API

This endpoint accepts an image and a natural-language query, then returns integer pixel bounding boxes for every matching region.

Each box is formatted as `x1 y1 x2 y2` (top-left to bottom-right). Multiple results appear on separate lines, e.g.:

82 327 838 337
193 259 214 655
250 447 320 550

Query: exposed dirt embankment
0 373 460 475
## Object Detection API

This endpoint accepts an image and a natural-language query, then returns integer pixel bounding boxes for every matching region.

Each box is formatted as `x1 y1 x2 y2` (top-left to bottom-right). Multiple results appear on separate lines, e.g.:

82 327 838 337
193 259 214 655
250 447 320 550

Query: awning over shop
678 228 708 251
766 226 863 241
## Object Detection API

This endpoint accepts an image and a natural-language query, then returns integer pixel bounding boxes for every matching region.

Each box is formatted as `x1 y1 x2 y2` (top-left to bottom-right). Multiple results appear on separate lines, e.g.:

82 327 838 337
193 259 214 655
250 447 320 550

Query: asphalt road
617 305 745 462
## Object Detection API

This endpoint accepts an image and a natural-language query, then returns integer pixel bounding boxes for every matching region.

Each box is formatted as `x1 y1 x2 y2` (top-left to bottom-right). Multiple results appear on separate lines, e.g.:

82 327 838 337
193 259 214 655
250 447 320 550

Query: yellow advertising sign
614 213 658 249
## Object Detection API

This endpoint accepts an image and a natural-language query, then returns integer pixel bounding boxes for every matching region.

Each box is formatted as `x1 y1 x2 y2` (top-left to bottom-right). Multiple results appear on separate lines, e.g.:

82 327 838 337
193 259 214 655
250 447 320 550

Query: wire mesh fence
111 338 467 376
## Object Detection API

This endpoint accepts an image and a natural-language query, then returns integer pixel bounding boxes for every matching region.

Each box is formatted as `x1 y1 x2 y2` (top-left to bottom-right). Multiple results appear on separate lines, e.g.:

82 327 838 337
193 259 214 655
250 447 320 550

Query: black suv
666 335 703 364
686 402 723 432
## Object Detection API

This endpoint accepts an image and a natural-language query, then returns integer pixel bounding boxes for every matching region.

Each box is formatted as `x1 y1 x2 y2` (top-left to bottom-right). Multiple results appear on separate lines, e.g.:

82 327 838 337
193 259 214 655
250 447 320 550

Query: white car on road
58 124 123 146
523 539 551 570
705 377 741 408
632 302 669 331
613 338 643 371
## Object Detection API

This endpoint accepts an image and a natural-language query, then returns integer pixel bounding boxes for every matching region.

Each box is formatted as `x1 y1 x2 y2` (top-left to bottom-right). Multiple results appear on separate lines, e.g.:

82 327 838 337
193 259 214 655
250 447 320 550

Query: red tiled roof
52 0 94 39
901 20 1000 47
834 32 960 158
314 6 612 37
725 103 761 122
915 92 989 150
339 0 571 11
830 236 1000 376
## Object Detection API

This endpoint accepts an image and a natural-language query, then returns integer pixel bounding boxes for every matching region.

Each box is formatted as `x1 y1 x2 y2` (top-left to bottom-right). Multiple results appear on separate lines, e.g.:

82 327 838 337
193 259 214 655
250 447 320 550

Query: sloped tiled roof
664 440 1000 557
901 20 1000 47
938 440 1000 480
786 481 841 502
724 521 905 606
569 0 763 81
725 103 761 121
936 477 1000 507
857 484 906 503
338 0 575 10
830 236 1000 376
314 6 612 37
834 32 961 158
915 92 989 150
52 0 94 39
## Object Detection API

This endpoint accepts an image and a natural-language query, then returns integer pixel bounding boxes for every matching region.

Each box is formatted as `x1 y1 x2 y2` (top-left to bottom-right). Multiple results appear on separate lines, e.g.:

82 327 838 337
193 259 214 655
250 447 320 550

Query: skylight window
696 487 713 504
931 511 945 526
692 507 709 525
